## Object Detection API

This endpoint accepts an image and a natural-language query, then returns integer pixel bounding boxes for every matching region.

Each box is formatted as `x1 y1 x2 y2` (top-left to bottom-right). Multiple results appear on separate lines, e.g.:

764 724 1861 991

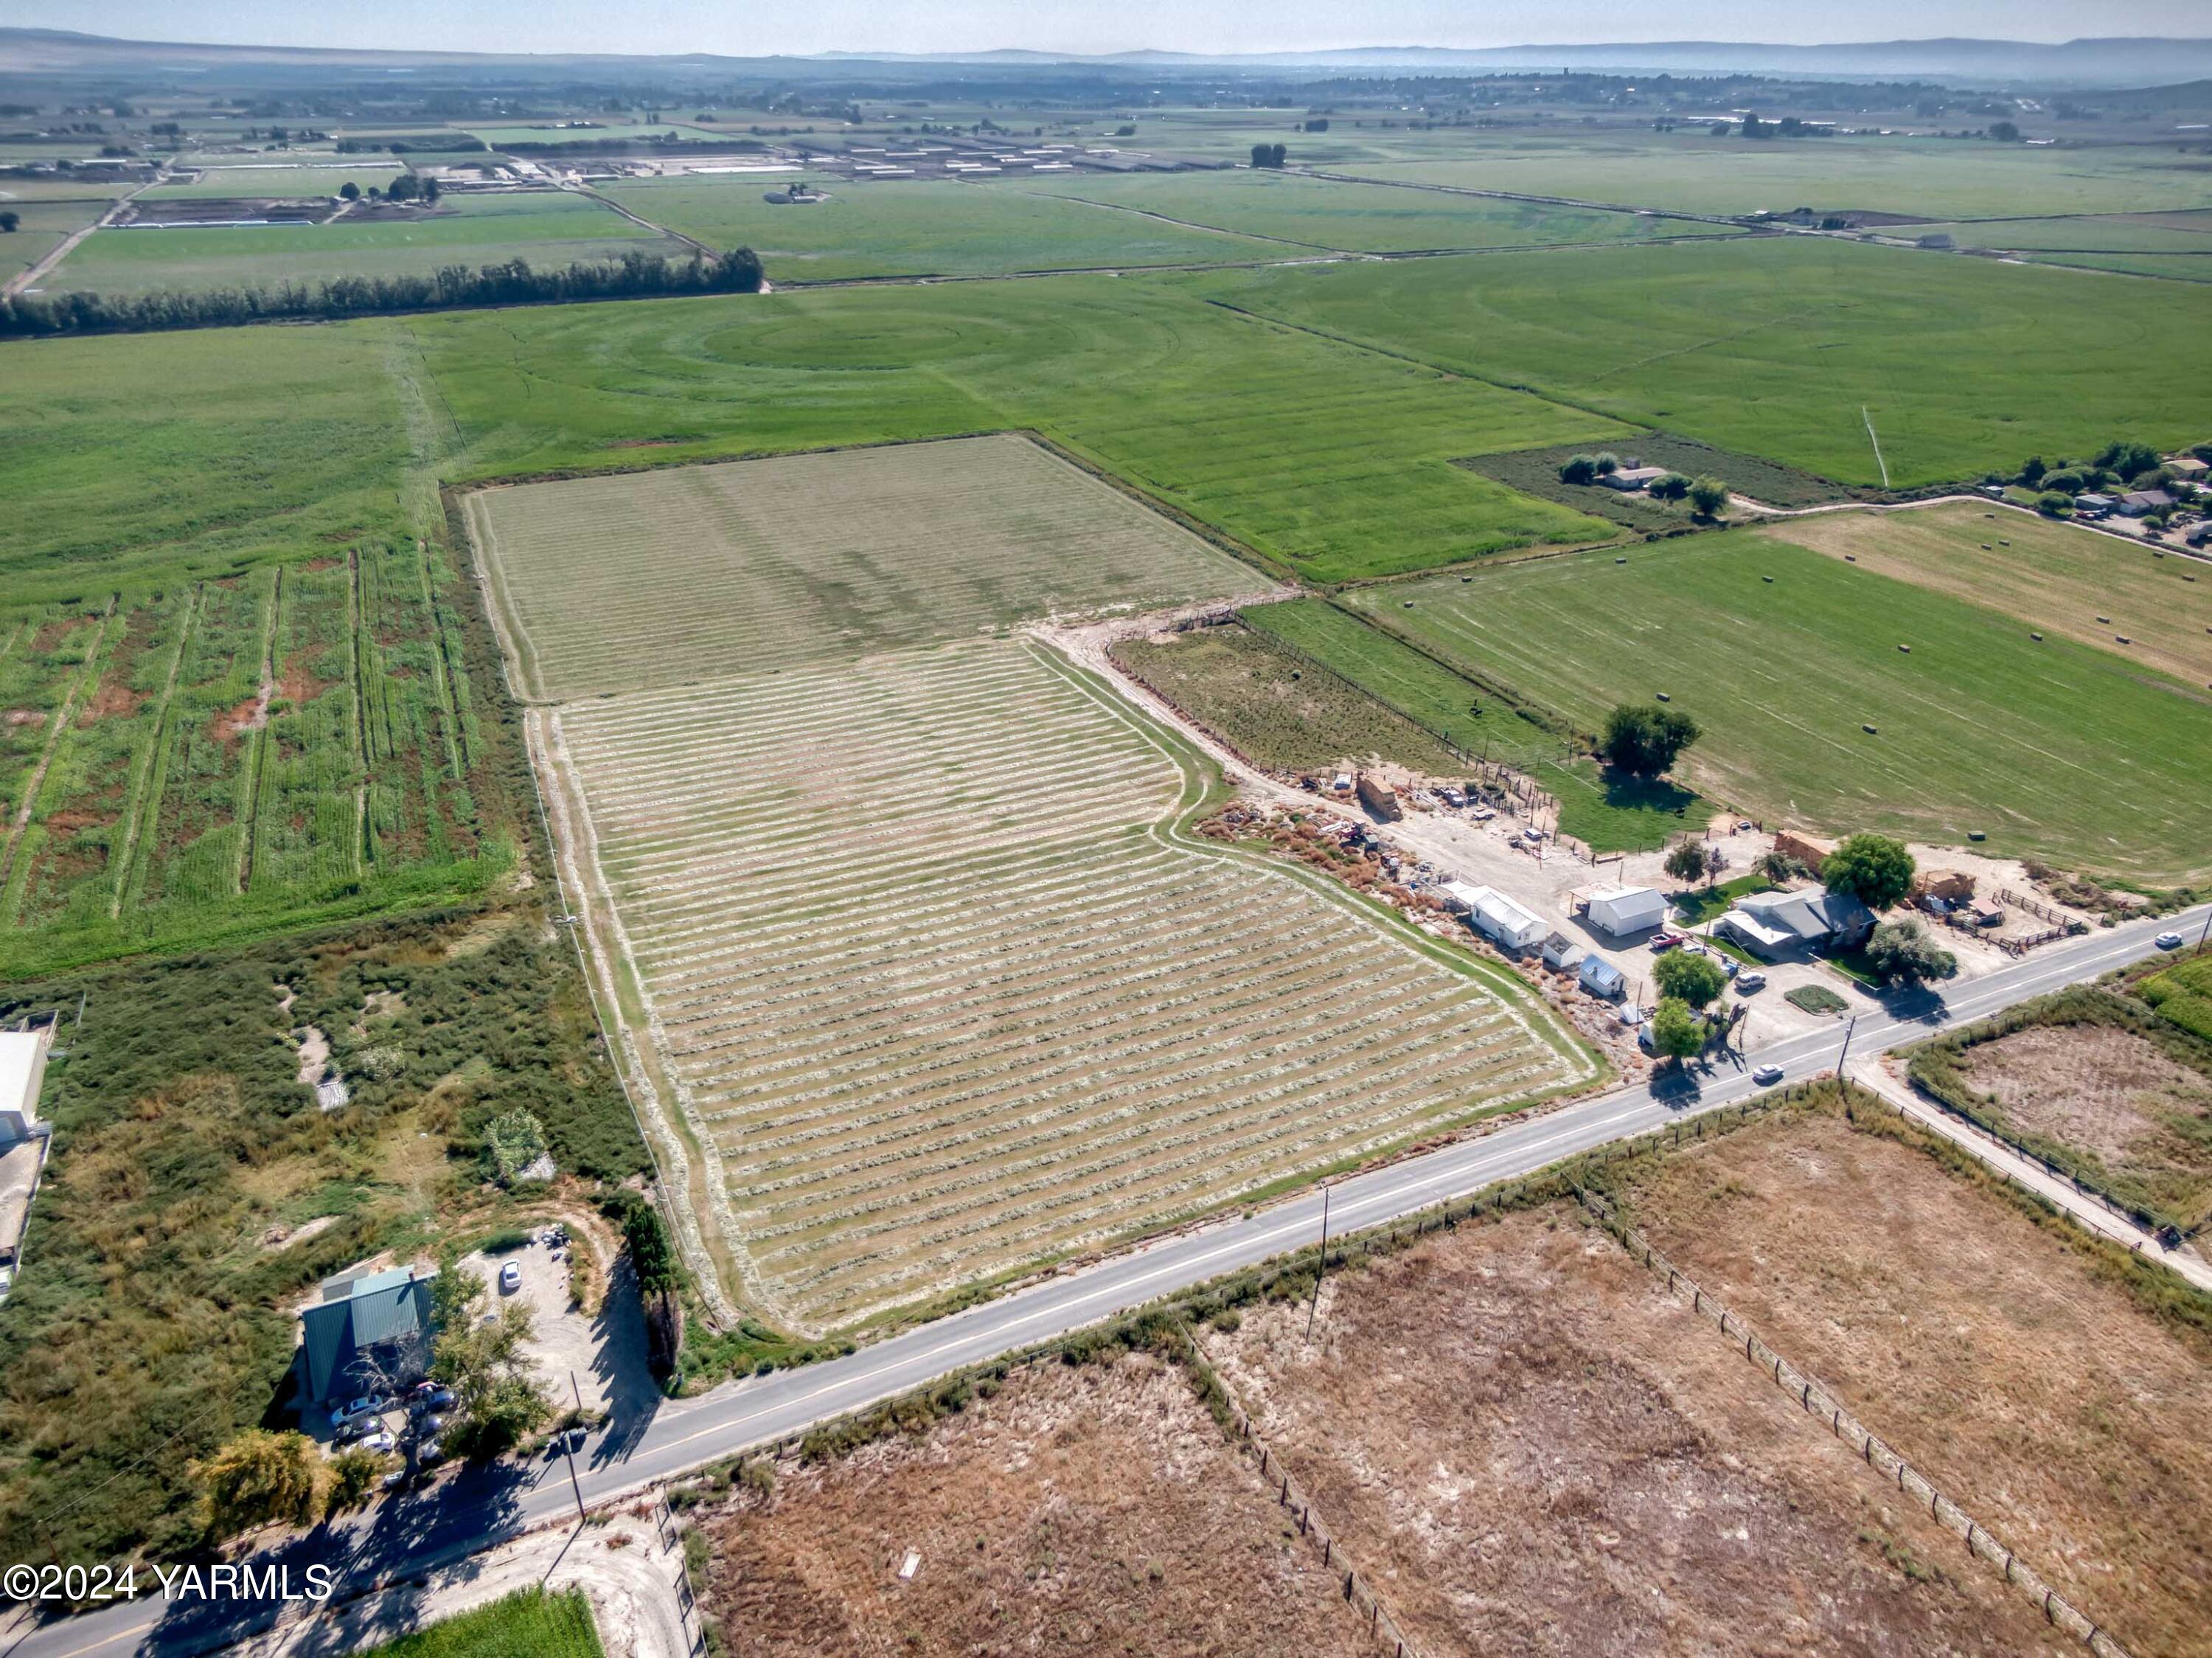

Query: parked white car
330 1394 388 1429
498 1260 524 1294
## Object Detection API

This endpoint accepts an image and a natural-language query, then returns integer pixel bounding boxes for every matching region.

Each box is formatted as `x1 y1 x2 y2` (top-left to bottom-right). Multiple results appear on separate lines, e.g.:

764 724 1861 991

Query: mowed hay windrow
1622 1104 2212 1658
554 637 1582 1328
695 1353 1372 1657
467 433 1258 701
1204 1207 2070 1658
488 441 1589 1331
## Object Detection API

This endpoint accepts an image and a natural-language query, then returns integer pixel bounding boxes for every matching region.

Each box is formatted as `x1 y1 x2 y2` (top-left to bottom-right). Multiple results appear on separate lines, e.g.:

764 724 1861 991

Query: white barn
1586 886 1669 938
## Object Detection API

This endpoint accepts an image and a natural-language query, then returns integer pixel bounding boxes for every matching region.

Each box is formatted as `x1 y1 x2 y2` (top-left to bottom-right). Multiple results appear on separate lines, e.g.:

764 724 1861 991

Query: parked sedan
1735 971 1767 993
1752 1064 1786 1086
330 1394 388 1429
356 1431 397 1456
498 1260 523 1294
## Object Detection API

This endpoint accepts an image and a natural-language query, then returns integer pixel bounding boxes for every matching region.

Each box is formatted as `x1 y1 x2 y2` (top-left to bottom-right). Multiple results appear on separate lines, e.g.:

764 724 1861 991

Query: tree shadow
1599 767 1702 818
586 1256 665 1471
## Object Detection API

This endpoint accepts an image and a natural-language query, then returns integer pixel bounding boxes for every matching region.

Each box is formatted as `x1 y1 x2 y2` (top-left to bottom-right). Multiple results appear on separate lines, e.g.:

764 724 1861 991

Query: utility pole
561 1369 588 1522
2198 906 2211 949
1836 1013 1859 1076
1304 1184 1332 1342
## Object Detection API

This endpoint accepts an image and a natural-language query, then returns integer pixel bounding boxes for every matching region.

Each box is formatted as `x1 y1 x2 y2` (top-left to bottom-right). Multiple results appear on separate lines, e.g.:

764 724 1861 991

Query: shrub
1654 948 1728 1008
1864 918 1958 986
1687 475 1730 517
1648 471 1691 501
1559 454 1599 485
1822 833 1916 909
2037 490 2075 517
1602 703 1701 777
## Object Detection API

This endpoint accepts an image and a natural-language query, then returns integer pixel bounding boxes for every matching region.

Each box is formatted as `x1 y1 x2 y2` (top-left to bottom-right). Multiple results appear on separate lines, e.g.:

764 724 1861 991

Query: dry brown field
1621 1104 2212 1658
1202 1202 2069 1658
693 1352 1374 1658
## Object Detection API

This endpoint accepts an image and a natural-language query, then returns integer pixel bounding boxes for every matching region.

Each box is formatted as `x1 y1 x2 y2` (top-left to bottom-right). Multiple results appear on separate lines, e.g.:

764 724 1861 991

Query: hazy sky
18 0 2211 58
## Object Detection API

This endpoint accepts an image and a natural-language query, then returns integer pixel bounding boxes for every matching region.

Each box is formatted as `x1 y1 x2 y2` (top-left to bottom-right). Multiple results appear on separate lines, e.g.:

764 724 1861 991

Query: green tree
0 212 17 233
1592 451 1620 476
2017 454 2046 486
1647 471 1691 501
1663 840 1708 886
325 1448 392 1513
1601 703 1701 777
430 1263 552 1457
1687 475 1730 518
2037 491 2073 518
1864 918 1958 986
1559 454 1598 485
1250 142 1287 168
2039 467 2084 494
1821 833 1916 909
2097 440 2159 481
421 175 442 202
194 1430 321 1541
338 180 359 201
1654 949 1728 1009
1648 998 1705 1064
1989 120 2022 142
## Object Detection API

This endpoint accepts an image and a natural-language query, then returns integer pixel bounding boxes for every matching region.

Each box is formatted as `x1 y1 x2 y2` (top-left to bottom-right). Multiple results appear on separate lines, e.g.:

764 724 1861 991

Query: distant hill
5 27 2212 90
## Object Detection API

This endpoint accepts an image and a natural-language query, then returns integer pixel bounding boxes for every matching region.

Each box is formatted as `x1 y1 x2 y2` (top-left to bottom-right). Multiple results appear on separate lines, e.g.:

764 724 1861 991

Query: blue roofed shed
299 1266 435 1406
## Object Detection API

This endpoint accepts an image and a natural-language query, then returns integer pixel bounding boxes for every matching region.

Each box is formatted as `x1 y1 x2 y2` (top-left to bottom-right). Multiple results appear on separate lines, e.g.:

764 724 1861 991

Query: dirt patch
82 681 144 721
1203 1207 2066 1658
1961 1022 2212 1168
212 689 270 742
1623 1107 2212 1658
4 710 47 728
695 1353 1370 1657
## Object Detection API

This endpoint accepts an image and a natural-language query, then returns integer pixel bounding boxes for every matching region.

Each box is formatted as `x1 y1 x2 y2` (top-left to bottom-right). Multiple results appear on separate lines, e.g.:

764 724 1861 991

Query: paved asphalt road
8 906 2204 1658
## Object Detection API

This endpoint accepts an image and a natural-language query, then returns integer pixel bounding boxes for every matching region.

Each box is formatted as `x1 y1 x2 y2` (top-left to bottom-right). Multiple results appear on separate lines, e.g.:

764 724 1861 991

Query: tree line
0 246 765 339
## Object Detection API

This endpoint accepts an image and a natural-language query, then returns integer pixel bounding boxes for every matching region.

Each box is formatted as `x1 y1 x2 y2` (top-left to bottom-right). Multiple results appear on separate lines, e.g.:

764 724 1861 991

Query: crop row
557 634 1575 1328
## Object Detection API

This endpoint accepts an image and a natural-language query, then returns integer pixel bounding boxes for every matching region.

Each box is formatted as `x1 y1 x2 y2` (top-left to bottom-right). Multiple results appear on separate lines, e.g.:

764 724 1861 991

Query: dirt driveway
462 1235 658 1423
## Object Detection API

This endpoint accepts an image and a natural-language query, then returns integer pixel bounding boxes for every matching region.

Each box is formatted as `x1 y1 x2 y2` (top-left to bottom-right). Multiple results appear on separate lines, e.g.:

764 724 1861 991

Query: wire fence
1572 1182 2137 1658
1175 1322 1430 1658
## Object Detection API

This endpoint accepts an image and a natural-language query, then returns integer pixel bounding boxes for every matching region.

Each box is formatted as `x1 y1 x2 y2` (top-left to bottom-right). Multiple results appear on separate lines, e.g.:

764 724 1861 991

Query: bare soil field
469 434 1259 701
1202 1204 2067 1658
693 1352 1372 1658
1962 1024 2212 1211
1761 501 2212 690
1621 1104 2212 1658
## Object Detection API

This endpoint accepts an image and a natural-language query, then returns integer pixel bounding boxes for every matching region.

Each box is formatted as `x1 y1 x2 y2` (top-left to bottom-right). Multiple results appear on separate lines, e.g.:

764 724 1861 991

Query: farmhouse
2167 456 2208 480
298 1266 437 1406
1599 465 1669 493
1585 884 1669 938
2118 489 2174 518
1715 887 1876 959
1445 882 1548 951
2073 493 2115 518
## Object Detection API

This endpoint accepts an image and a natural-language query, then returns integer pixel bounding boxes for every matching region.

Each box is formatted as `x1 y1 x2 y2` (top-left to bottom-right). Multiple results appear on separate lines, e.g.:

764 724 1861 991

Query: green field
143 164 403 200
49 193 689 294
1241 597 1707 850
467 122 714 146
1210 237 2212 488
410 275 1625 580
1014 168 1744 253
0 541 510 977
1342 133 2212 220
1 198 105 280
357 1589 605 1658
599 173 1281 277
1113 623 1467 774
1341 532 2212 881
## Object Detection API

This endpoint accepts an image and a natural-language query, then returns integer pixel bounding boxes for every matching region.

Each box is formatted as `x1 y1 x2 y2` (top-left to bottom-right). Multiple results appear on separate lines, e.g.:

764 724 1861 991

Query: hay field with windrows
468 434 1262 701
552 637 1586 1330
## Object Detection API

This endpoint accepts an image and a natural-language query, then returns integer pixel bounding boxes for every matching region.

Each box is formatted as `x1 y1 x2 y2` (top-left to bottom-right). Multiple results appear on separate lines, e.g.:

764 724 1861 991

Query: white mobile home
1448 883 1546 951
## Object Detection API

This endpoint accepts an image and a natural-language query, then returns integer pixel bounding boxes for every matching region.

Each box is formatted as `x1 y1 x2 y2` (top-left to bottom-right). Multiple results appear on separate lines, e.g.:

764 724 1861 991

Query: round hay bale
1655 691 1671 701
2031 631 2043 641
1968 830 1986 842
1898 644 1910 653
1862 724 1879 735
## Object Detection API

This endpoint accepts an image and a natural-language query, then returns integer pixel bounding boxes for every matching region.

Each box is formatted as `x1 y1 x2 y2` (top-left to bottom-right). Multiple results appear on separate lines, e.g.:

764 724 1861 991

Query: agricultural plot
47 193 687 295
493 443 1591 1329
417 275 1626 581
1899 209 2212 280
597 175 1282 279
696 1353 1373 1657
1343 133 2212 220
1759 501 2212 688
552 637 1583 1330
1014 168 1745 254
469 434 1262 701
1619 1100 2212 1658
0 198 110 282
1204 1203 2071 1657
142 163 403 200
1240 598 1706 852
1210 237 2212 488
1343 532 2212 881
0 541 502 977
1110 624 1466 775
1464 433 1853 533
1907 988 2212 1235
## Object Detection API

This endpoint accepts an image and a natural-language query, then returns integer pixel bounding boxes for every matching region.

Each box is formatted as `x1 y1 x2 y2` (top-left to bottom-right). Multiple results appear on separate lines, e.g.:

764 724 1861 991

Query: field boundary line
1573 1179 2138 1658
1172 1317 1430 1658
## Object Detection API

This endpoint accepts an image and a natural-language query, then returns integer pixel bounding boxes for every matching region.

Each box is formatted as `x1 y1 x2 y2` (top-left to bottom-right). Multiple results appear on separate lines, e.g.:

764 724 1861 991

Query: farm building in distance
1577 956 1627 999
1599 465 1669 493
1585 885 1669 938
1715 888 1875 960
